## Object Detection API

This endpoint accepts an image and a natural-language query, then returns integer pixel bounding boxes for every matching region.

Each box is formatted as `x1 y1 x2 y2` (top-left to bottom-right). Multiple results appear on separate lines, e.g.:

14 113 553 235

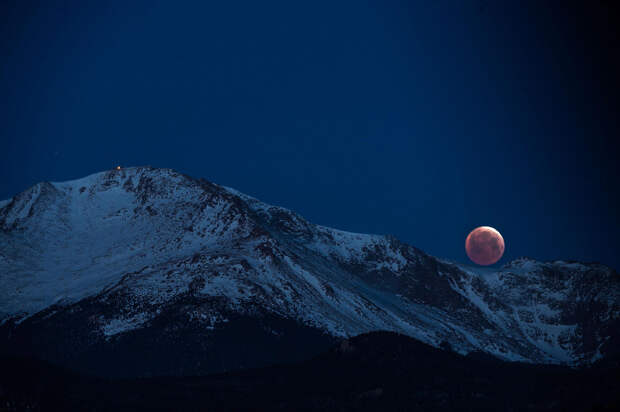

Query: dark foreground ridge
1 331 619 411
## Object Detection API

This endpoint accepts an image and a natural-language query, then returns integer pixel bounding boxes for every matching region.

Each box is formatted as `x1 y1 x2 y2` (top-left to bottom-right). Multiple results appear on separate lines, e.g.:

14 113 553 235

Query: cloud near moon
465 226 505 265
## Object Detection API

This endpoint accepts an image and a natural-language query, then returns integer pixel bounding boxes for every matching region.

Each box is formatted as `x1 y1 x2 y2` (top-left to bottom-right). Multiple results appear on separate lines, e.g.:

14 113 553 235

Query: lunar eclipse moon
465 226 505 265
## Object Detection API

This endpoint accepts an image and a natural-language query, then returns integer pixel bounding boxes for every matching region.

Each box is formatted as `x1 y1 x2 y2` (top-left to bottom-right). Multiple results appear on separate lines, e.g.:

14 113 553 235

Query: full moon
465 226 505 265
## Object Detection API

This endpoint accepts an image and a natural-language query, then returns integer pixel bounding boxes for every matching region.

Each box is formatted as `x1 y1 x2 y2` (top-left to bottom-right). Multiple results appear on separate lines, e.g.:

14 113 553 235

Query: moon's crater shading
465 226 505 265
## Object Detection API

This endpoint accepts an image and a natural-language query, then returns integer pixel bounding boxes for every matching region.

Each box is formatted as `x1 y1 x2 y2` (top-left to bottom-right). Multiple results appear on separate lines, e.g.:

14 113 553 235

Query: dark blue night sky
1 1 618 269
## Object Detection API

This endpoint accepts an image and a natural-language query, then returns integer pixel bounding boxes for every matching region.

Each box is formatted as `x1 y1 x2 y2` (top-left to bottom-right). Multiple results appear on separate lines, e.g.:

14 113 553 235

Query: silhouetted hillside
1 331 619 411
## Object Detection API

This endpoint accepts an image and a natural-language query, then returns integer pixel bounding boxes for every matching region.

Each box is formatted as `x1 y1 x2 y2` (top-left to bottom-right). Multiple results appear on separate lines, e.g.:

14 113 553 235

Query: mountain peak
1 169 618 376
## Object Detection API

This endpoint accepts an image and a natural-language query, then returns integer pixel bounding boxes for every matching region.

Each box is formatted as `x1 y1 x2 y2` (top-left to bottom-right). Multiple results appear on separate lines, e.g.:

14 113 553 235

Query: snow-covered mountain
1 167 618 376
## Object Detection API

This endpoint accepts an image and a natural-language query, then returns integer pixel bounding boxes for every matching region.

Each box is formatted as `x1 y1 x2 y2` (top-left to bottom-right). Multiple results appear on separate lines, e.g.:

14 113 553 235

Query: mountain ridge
1 166 618 376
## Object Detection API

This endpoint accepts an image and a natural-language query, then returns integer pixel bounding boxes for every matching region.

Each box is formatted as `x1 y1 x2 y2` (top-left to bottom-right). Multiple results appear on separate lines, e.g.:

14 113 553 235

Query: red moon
465 226 505 265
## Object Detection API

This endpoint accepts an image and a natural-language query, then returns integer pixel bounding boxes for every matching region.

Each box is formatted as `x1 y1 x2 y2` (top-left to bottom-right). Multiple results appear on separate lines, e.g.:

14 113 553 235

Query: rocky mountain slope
0 167 618 376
